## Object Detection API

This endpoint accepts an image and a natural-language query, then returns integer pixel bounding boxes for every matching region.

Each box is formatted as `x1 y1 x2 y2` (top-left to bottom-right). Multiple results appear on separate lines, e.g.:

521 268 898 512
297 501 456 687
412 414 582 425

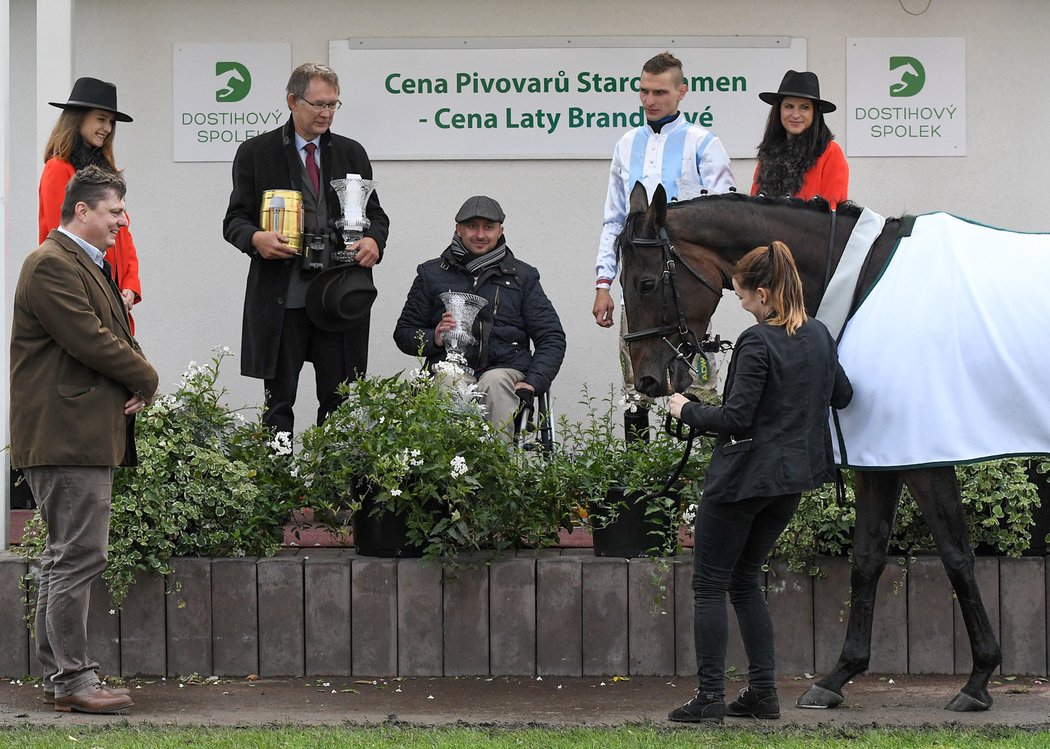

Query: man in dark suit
11 165 159 713
223 62 390 433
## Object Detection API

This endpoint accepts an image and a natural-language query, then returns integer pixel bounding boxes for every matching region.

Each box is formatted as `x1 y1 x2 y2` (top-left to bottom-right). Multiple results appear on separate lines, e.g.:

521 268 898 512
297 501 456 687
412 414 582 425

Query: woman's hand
668 393 689 420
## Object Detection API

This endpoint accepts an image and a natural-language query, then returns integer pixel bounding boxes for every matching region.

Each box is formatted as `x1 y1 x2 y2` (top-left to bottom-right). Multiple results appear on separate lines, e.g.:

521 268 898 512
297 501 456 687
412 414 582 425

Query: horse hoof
945 690 992 712
795 685 844 709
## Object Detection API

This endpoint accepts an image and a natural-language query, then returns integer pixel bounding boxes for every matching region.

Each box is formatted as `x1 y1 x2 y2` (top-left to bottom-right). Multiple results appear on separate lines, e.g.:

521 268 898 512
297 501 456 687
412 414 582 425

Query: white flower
432 360 460 378
450 455 468 479
390 488 403 497
619 391 645 414
269 431 293 456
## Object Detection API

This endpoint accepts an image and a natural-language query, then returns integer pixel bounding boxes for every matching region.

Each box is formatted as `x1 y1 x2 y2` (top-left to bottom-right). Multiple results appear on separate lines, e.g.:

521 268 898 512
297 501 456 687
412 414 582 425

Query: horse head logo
889 56 925 98
215 61 252 103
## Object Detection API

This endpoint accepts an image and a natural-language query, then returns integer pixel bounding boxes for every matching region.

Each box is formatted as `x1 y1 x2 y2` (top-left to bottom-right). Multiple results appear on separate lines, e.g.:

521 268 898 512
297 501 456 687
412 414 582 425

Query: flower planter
352 494 426 558
590 486 678 558
1025 461 1050 556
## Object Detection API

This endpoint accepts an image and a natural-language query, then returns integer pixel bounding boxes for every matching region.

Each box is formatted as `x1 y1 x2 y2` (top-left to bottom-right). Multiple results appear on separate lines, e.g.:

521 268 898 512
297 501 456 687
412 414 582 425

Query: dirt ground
1 673 1048 729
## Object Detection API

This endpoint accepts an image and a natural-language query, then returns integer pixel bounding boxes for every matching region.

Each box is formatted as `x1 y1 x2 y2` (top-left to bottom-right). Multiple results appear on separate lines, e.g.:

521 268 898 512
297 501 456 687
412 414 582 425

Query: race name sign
329 37 806 160
173 43 291 162
846 37 966 157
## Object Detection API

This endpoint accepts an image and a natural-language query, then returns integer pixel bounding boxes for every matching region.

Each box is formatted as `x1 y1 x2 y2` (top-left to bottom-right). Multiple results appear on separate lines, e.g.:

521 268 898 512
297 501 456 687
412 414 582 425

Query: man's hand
124 393 149 415
120 289 136 313
434 311 457 347
251 230 298 260
350 237 380 268
593 288 615 328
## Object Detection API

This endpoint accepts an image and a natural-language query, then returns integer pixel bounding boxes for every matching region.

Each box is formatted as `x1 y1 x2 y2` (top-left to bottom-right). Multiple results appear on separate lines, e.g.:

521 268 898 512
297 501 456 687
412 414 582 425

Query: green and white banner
846 37 966 157
330 37 806 160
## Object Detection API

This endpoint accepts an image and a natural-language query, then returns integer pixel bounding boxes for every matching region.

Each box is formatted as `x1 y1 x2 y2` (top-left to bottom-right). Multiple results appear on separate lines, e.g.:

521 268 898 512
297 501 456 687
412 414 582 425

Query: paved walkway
1 674 1048 729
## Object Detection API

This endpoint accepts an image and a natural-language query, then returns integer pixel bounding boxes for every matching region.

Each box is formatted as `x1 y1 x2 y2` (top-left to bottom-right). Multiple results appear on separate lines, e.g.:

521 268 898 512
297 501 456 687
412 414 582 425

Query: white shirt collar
57 227 106 269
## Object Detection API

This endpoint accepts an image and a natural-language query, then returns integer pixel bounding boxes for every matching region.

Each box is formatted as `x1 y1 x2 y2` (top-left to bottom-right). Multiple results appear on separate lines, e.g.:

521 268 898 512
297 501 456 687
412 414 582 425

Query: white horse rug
825 211 1050 469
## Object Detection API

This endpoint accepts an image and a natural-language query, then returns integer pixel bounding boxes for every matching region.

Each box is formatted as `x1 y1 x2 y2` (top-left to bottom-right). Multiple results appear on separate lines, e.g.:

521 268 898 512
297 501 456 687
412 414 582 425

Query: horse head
616 183 728 398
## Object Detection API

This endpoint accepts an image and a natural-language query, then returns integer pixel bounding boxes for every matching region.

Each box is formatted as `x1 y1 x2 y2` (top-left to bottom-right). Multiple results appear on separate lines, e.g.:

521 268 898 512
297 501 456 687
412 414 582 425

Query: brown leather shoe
54 682 133 713
44 685 131 705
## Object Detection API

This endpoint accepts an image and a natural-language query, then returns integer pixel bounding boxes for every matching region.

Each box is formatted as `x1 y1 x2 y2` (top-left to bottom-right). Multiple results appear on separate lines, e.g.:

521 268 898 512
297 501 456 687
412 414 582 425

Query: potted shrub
558 388 711 558
18 348 304 607
297 367 569 559
772 458 1050 574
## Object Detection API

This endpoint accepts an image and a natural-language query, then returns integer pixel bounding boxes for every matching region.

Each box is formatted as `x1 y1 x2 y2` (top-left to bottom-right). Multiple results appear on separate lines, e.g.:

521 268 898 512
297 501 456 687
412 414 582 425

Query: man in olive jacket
11 166 158 714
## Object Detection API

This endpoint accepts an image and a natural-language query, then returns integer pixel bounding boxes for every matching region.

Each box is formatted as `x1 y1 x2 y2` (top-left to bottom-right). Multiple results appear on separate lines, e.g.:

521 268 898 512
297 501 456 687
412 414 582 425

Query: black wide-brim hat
305 264 378 332
759 70 836 114
49 77 133 122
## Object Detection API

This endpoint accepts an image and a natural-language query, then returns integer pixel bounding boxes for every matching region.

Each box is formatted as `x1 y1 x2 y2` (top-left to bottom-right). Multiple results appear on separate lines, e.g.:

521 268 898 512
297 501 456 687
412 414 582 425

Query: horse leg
797 470 902 708
904 467 1001 712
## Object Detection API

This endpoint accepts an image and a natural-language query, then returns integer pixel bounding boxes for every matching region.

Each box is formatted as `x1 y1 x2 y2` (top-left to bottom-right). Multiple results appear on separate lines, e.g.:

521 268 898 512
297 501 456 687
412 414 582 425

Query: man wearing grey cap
394 196 565 440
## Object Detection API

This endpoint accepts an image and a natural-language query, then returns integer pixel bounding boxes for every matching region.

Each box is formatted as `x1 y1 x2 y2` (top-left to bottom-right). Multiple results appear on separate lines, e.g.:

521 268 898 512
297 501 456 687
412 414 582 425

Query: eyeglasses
299 97 342 112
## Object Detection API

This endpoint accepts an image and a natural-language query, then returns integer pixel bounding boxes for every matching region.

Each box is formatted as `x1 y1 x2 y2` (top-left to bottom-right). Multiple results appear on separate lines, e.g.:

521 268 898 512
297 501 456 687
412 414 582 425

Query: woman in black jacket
667 241 852 724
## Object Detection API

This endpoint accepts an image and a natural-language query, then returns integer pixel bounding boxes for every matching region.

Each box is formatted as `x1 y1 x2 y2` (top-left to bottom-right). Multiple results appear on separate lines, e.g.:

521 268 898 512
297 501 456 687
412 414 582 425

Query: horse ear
650 184 668 226
628 182 649 215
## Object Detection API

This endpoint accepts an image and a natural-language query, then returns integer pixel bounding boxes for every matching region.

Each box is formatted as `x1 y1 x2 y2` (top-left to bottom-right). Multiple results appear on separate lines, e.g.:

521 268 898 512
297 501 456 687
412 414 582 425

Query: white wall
6 0 1050 430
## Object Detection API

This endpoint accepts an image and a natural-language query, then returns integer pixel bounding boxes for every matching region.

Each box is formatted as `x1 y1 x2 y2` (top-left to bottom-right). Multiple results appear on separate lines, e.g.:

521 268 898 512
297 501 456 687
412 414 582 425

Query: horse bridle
621 226 728 372
617 225 730 491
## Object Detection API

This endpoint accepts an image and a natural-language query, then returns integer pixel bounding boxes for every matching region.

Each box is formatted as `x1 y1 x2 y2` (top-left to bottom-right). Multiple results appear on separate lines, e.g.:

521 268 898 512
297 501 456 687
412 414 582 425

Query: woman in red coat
39 77 141 329
751 70 849 209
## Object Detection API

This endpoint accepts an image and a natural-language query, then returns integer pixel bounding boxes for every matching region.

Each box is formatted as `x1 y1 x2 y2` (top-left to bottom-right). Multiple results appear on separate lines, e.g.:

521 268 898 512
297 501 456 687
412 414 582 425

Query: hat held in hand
305 265 378 332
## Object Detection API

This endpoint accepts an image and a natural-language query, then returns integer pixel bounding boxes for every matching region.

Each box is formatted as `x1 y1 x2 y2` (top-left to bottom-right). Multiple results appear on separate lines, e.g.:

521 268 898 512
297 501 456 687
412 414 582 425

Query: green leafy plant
19 347 303 606
297 367 569 559
556 386 711 558
774 459 1049 574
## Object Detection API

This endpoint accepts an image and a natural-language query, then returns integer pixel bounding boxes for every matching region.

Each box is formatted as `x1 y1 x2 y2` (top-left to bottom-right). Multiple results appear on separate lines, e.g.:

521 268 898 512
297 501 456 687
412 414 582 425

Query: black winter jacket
393 243 565 393
222 118 389 379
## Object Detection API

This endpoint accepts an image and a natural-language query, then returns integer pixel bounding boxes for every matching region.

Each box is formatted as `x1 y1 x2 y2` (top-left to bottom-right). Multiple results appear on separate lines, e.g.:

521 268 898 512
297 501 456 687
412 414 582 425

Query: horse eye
639 278 658 294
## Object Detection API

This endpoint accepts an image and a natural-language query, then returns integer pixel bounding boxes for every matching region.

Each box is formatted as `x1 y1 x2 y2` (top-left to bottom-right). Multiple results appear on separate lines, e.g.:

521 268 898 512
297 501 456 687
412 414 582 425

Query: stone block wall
0 550 1046 679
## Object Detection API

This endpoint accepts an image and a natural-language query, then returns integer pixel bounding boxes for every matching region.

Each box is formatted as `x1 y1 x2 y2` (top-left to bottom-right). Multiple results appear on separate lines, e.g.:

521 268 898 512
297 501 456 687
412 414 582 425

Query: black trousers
263 308 369 433
692 492 801 697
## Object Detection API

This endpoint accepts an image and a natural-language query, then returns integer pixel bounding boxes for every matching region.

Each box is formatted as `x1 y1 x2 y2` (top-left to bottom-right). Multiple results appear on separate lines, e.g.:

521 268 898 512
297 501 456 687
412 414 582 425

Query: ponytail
733 240 807 334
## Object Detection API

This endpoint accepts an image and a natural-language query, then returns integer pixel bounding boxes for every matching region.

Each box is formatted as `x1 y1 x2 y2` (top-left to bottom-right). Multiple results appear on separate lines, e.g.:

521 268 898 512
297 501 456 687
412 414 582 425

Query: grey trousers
435 366 527 442
25 465 113 698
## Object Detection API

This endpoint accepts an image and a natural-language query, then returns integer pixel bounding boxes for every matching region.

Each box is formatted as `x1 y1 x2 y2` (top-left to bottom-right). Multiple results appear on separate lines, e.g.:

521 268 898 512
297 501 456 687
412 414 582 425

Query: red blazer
750 140 849 209
38 156 142 305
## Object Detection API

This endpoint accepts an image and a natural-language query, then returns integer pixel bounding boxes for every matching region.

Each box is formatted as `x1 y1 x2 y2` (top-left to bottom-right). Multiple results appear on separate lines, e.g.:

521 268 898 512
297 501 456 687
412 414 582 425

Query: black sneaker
668 692 725 724
726 686 780 719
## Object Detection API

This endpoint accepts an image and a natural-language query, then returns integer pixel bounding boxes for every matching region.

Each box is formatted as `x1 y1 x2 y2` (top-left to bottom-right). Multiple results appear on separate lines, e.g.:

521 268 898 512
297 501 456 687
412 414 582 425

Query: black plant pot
591 486 678 558
352 494 426 558
1024 461 1050 556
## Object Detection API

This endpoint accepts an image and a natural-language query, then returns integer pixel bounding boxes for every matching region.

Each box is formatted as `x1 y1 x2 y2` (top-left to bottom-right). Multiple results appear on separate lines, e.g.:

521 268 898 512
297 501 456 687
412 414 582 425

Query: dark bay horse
617 184 1001 712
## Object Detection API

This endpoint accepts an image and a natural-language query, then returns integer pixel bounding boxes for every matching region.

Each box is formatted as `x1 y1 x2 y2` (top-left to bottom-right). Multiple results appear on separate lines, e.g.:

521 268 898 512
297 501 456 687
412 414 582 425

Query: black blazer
222 118 390 379
680 317 852 503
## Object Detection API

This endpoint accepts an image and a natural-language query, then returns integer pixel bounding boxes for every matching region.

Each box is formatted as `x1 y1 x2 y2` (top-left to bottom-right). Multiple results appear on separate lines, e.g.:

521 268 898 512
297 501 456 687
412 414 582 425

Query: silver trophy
331 174 378 264
439 291 488 375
